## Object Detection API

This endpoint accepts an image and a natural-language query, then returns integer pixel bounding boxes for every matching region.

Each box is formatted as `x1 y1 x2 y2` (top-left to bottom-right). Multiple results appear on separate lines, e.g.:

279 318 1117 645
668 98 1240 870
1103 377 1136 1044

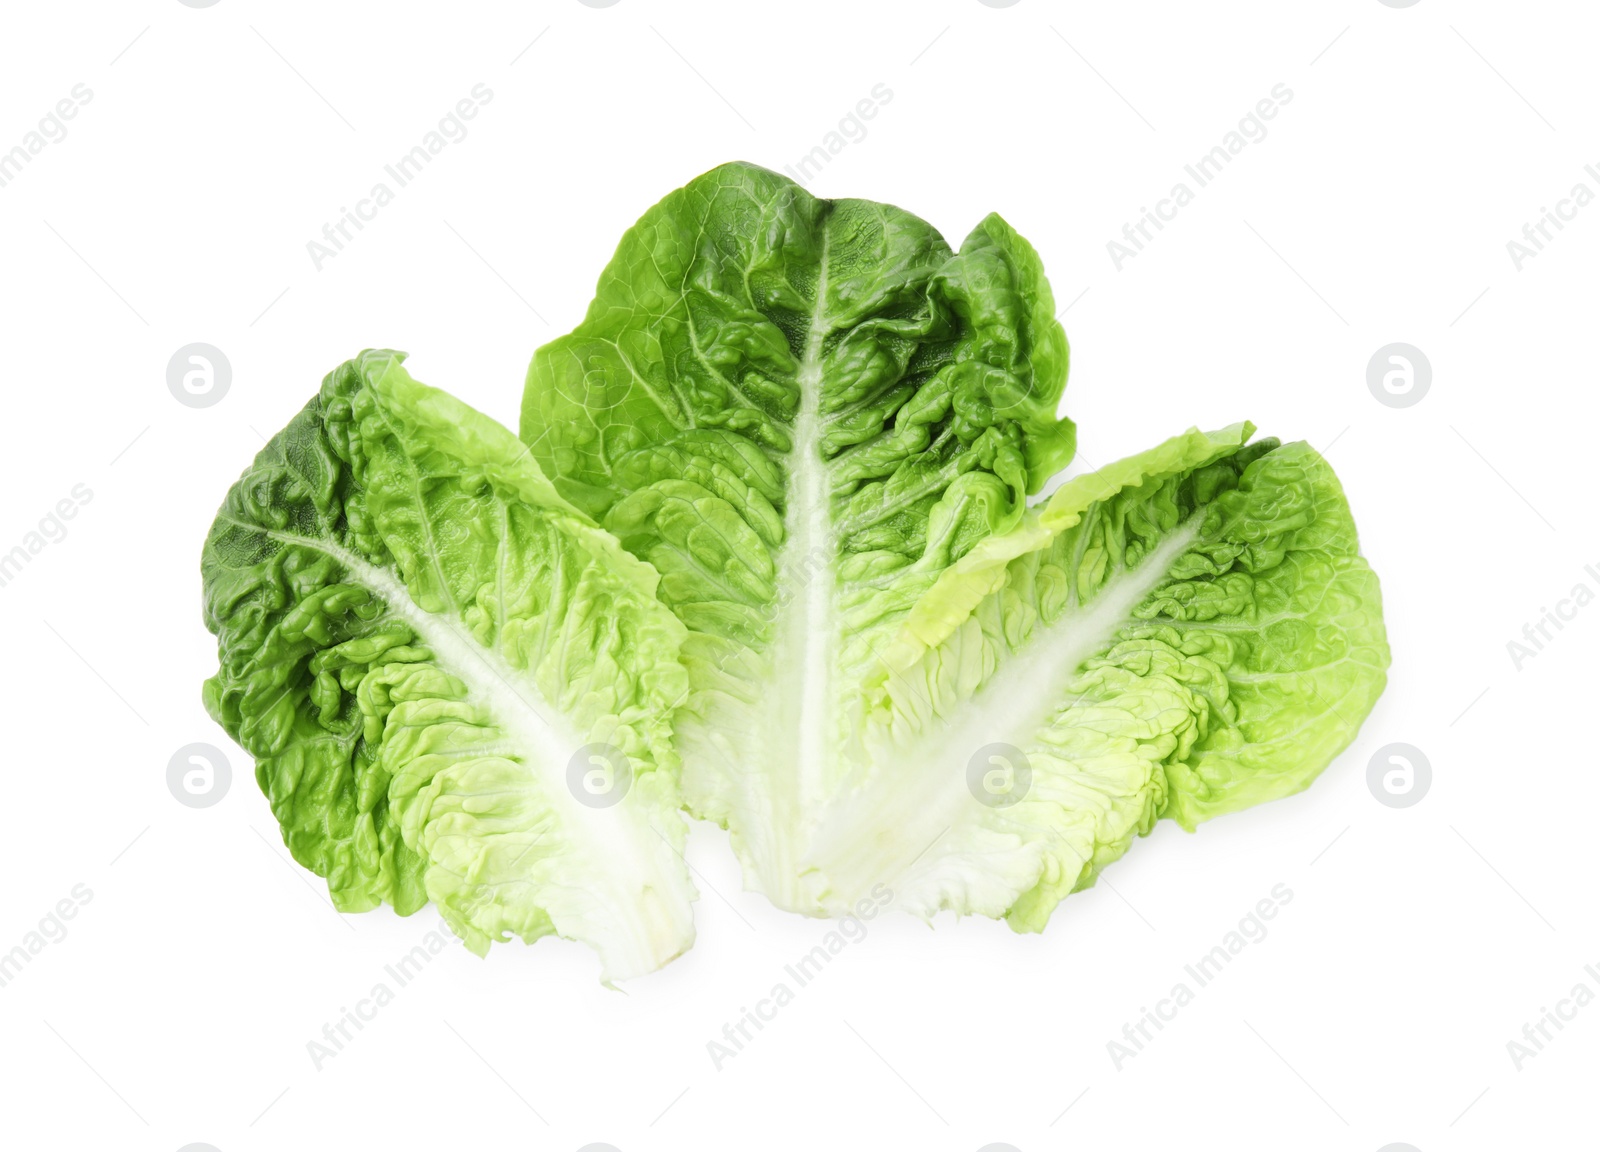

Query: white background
0 2 1593 1149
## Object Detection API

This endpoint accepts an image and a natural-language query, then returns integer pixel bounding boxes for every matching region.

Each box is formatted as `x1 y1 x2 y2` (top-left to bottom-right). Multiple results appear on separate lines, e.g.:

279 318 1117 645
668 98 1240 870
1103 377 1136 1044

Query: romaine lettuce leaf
519 162 1077 908
810 424 1389 926
202 350 696 979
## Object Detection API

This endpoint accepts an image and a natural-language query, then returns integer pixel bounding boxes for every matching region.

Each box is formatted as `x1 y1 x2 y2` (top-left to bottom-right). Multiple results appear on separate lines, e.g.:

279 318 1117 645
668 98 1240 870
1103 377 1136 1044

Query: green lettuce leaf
202 350 696 979
519 162 1077 907
808 425 1389 927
